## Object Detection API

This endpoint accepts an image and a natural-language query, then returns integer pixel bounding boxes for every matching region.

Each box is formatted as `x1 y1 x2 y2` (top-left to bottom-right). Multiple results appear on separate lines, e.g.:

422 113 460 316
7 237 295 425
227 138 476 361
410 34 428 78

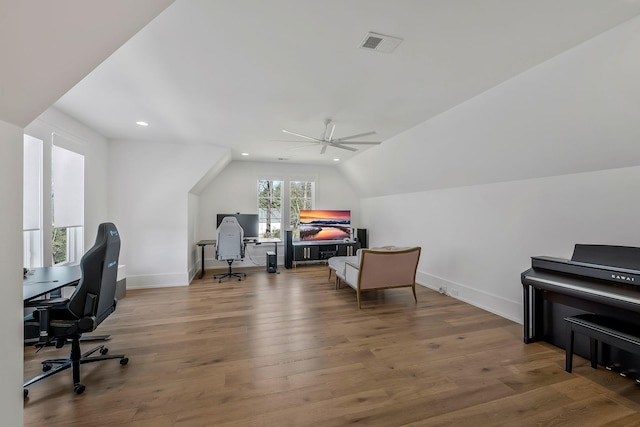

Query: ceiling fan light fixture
281 120 381 154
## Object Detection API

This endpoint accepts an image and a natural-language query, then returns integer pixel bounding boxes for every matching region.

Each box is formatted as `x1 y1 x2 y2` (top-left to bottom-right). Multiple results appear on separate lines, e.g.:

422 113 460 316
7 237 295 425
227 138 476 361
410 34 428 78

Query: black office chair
213 216 247 282
23 223 128 397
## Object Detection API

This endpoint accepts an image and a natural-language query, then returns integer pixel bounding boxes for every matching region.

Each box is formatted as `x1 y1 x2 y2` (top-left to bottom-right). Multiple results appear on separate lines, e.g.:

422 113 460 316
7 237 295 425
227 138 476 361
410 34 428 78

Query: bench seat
564 313 640 374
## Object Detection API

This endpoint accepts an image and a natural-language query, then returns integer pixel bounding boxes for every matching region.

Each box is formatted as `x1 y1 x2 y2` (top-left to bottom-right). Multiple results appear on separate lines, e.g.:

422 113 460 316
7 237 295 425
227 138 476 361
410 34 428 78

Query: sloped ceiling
341 14 640 197
52 0 640 166
0 0 174 127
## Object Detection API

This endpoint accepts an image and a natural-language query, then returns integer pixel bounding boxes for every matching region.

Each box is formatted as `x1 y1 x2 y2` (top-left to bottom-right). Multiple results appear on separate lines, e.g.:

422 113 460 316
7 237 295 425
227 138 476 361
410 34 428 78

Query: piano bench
565 314 640 373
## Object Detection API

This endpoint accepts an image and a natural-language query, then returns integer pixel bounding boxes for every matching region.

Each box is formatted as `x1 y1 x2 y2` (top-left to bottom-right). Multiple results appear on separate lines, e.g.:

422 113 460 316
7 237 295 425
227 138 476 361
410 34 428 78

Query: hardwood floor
24 265 640 426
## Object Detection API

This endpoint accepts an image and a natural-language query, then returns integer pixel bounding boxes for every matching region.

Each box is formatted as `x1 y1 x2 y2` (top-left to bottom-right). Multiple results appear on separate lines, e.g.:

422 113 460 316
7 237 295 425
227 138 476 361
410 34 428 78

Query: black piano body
522 244 640 374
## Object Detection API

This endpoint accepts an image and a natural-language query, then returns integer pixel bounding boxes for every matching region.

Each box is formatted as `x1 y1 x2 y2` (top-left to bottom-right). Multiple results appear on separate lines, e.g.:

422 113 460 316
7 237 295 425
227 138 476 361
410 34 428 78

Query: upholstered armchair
332 246 421 308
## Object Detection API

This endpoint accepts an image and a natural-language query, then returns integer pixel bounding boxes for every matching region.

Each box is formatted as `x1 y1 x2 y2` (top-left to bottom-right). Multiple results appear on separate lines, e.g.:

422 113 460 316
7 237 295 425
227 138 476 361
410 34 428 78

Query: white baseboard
127 272 189 289
416 271 522 324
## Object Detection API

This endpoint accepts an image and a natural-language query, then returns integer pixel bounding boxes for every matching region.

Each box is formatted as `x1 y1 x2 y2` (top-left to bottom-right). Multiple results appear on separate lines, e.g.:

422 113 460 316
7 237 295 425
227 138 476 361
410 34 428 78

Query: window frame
289 180 315 238
257 179 283 238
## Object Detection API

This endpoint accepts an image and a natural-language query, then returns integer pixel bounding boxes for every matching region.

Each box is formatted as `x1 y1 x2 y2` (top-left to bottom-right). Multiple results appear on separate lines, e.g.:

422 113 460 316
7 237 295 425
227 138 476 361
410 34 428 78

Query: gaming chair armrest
25 297 69 309
77 316 98 333
24 298 70 343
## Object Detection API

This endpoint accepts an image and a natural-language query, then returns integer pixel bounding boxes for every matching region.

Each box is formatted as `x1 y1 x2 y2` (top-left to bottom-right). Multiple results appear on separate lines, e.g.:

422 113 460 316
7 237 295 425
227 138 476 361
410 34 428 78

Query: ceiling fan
282 119 381 154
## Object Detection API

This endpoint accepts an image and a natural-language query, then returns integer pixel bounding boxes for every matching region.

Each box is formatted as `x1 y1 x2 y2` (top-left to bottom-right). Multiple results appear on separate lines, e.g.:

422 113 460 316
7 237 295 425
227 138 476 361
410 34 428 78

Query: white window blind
23 135 42 231
52 144 84 228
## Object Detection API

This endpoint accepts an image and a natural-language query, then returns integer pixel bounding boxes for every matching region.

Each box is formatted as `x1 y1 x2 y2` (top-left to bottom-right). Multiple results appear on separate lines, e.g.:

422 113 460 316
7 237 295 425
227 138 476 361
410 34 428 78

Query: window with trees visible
290 181 314 238
51 144 84 265
24 133 85 268
257 179 282 238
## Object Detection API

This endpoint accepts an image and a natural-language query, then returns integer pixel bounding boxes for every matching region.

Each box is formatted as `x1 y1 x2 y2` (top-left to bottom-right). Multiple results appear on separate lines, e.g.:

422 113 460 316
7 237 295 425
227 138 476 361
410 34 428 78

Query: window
290 181 314 238
257 179 282 238
51 144 84 265
23 135 43 269
23 133 85 268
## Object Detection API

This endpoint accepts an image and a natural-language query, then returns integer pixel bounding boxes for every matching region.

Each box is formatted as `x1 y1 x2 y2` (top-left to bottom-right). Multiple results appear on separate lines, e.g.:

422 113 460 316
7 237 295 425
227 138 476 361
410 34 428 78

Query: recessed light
241 153 249 156
333 158 340 162
136 121 149 127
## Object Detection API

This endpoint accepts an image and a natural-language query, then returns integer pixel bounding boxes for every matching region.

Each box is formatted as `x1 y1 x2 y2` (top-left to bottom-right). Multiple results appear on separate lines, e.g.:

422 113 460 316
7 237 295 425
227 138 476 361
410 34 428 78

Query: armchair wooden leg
357 289 361 309
412 285 417 303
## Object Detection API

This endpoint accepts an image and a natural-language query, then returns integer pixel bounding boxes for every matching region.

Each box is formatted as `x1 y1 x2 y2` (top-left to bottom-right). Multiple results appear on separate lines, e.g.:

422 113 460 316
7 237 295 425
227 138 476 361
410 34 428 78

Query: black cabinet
291 241 359 265
284 229 367 268
294 245 319 261
337 243 358 256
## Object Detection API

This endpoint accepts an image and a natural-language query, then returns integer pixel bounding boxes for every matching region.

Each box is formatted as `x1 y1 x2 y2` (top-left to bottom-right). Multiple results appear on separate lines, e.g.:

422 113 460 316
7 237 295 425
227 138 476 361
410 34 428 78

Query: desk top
23 265 81 301
196 238 281 246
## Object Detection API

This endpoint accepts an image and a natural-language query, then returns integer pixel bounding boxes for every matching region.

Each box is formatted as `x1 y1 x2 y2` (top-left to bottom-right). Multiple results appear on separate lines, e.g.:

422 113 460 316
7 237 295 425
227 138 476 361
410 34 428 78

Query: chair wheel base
120 357 129 365
74 383 85 394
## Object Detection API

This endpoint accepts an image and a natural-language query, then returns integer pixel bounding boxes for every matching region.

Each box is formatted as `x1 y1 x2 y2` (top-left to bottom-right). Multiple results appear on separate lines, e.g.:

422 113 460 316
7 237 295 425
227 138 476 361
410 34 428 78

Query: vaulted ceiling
4 1 640 167
47 0 640 165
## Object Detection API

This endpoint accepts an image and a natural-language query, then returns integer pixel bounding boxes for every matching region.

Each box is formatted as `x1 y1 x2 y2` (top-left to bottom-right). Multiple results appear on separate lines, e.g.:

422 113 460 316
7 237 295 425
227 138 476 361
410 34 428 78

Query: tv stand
284 229 368 269
292 240 359 266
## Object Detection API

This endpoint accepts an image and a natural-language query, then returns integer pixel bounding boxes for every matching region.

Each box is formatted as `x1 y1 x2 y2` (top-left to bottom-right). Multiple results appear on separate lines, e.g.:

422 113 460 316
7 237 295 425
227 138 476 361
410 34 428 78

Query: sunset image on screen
299 210 351 241
299 210 350 224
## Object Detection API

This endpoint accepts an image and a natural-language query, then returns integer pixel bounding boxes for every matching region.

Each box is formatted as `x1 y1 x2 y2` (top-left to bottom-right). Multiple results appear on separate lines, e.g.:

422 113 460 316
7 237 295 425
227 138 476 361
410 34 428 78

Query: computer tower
266 251 277 273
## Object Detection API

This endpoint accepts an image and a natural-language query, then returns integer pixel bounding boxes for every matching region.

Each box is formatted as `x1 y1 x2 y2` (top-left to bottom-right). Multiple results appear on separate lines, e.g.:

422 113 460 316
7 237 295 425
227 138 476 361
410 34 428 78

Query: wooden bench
564 314 640 374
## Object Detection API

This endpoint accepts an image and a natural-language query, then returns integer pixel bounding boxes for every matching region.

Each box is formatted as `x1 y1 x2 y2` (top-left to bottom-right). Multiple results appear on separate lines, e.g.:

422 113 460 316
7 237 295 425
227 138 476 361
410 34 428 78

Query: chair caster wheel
238 278 242 281
42 363 52 372
120 357 129 365
74 383 85 394
24 389 28 399
100 347 109 355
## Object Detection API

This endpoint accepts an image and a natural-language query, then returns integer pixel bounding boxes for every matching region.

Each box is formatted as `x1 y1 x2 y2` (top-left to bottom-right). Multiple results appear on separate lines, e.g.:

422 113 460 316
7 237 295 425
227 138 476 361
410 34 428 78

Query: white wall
0 120 25 426
342 14 640 323
362 166 640 322
109 140 228 288
187 192 200 280
197 160 360 270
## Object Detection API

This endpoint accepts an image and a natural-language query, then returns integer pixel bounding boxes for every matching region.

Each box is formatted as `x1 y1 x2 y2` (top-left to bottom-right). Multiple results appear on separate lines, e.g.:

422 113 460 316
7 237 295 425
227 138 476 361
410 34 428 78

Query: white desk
196 238 281 279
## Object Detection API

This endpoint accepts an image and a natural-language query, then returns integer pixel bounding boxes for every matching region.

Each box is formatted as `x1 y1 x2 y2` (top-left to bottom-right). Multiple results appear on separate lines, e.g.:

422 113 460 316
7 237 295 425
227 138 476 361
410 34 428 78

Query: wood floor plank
23 265 640 426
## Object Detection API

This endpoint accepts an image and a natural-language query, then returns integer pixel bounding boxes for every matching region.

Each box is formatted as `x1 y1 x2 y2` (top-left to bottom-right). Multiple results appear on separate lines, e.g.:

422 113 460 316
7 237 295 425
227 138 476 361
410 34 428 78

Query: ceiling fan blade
332 131 377 142
272 139 323 144
282 129 323 142
331 143 358 152
337 141 381 145
320 143 328 154
289 143 320 151
327 124 335 142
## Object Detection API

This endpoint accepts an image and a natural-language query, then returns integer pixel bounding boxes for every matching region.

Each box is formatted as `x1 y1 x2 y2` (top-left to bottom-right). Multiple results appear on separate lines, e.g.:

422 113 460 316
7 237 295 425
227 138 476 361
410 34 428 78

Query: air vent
359 32 403 53
362 36 383 50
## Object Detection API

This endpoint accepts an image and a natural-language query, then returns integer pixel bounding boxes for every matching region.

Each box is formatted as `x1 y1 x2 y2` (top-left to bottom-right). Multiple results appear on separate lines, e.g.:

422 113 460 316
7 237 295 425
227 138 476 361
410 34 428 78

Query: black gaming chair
23 223 128 397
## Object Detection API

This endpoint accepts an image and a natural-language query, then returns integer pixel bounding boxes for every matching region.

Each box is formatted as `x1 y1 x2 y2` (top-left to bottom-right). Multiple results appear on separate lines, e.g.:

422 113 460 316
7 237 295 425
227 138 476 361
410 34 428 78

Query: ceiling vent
359 32 403 53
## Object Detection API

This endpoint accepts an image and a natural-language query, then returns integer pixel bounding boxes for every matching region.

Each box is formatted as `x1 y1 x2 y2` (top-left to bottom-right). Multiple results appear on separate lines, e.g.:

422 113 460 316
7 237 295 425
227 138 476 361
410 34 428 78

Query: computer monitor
216 213 259 238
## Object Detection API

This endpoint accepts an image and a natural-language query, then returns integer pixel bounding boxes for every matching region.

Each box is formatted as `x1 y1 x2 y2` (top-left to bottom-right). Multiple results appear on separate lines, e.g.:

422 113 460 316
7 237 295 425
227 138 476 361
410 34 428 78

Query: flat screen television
299 210 351 242
216 213 259 238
